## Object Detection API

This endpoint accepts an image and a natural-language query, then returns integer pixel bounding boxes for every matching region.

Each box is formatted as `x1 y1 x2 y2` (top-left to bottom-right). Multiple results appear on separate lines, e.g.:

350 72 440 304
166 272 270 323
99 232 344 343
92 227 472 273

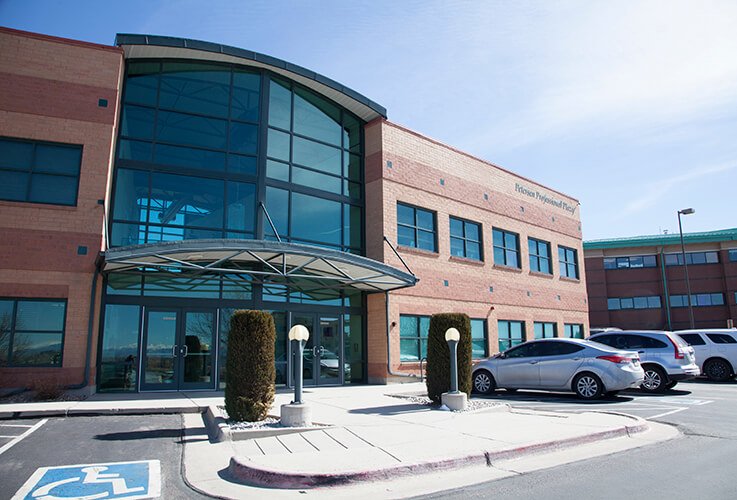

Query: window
537 341 585 356
670 293 725 307
470 319 487 358
493 228 520 268
706 333 737 344
607 296 661 310
450 217 482 260
564 324 584 339
0 299 66 367
528 238 552 274
729 249 737 262
534 322 557 339
664 252 719 266
678 333 705 346
498 320 525 351
397 203 436 252
0 137 82 206
399 315 430 362
603 255 657 270
558 246 579 279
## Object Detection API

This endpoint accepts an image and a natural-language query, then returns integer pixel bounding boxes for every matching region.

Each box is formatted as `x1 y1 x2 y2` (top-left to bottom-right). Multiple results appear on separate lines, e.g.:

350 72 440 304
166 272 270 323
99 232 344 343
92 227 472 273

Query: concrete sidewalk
1 383 679 498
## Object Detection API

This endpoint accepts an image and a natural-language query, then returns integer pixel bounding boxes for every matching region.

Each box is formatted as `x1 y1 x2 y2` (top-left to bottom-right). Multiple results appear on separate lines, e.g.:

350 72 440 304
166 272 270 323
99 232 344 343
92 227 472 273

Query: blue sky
2 0 735 240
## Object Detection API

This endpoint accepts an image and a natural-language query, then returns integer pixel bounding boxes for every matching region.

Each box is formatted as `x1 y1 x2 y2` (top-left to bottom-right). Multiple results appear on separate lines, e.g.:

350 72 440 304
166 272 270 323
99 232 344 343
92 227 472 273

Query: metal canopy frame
102 239 417 294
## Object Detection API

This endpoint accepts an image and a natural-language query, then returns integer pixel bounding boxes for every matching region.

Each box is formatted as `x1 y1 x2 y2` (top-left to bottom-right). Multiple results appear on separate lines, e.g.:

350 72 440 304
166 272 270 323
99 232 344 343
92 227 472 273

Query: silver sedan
472 338 644 399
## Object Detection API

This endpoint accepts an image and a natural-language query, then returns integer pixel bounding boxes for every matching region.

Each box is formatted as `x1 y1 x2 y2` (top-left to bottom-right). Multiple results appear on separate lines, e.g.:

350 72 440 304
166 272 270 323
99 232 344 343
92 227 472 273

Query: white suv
676 329 737 381
588 330 700 393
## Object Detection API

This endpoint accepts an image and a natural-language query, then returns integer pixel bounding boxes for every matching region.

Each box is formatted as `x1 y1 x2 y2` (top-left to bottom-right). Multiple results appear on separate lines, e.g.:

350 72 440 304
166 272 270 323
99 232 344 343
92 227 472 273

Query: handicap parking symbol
12 460 160 500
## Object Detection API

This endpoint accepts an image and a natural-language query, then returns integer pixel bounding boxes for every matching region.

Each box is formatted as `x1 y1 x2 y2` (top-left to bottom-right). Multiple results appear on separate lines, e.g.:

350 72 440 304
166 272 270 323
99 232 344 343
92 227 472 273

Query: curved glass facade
101 58 366 392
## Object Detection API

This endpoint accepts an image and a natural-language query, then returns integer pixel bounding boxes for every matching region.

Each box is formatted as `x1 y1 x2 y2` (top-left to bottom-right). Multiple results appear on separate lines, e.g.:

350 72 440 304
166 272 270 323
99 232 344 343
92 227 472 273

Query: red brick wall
365 120 589 382
585 245 737 331
0 28 123 390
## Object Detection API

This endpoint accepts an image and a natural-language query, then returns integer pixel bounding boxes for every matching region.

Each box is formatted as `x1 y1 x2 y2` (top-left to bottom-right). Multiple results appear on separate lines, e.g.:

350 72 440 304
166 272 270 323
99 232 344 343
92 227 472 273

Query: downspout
659 247 672 331
386 291 418 379
66 259 101 391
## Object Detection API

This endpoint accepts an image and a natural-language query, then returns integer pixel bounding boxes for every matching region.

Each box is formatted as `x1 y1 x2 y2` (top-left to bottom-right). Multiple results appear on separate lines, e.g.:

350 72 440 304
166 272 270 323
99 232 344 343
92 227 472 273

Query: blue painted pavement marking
12 460 160 500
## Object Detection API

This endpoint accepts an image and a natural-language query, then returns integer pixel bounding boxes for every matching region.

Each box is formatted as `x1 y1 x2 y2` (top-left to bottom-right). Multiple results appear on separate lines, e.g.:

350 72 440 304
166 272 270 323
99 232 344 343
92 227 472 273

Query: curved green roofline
584 227 737 250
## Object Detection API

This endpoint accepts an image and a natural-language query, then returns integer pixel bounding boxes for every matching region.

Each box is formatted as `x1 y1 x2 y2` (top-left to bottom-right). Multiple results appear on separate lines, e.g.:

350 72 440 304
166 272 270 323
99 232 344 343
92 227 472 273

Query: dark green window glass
231 70 261 122
292 136 341 175
266 159 289 181
112 168 149 222
267 128 290 161
268 79 291 130
400 315 430 362
493 228 520 268
106 273 143 296
265 186 289 238
110 222 145 247
291 192 341 245
149 172 224 229
344 204 362 249
226 181 256 234
124 61 160 106
534 322 556 339
156 110 227 150
120 105 155 140
342 114 361 152
159 62 231 118
99 304 141 392
397 203 436 252
498 320 525 352
344 314 364 384
229 122 258 155
2 300 66 367
559 246 579 279
292 166 341 194
471 319 487 358
564 324 584 338
227 154 257 175
154 144 225 172
343 153 361 182
118 139 153 162
0 137 82 206
450 216 482 260
293 87 341 146
529 238 551 274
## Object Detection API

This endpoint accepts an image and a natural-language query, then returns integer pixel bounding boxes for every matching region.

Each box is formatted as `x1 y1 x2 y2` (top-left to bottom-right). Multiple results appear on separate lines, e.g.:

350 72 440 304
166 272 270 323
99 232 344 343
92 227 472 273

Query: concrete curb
204 405 333 442
0 406 204 420
226 416 649 489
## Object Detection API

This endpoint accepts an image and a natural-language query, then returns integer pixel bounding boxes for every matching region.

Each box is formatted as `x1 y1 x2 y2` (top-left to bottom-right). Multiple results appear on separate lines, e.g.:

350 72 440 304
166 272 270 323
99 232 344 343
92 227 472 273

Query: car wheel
704 359 732 382
573 373 603 400
473 370 496 395
666 381 678 390
641 366 667 393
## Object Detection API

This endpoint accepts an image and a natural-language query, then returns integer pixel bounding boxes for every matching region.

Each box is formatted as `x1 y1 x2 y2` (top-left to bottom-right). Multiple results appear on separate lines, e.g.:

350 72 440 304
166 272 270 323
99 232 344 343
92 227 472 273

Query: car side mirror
498 352 506 359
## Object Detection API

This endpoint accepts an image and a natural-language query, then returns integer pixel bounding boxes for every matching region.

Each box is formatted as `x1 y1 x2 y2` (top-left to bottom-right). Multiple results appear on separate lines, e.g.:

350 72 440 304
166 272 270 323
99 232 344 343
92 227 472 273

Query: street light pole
677 208 695 329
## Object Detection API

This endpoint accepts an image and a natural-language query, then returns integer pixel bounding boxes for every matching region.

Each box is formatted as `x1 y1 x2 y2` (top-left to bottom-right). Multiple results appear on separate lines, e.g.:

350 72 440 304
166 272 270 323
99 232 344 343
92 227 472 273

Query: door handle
638 350 645 354
172 345 178 357
528 360 538 364
181 345 188 357
313 346 325 357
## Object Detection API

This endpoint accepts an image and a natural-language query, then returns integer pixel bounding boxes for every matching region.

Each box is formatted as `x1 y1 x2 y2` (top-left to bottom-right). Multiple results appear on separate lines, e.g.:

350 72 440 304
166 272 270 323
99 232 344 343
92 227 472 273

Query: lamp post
446 327 460 394
440 327 467 410
677 208 695 329
281 324 311 427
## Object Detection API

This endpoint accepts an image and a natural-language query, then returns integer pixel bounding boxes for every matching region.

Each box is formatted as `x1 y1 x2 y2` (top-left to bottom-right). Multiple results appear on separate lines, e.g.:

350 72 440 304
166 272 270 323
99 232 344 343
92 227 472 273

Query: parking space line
649 407 688 419
0 419 47 457
0 424 34 428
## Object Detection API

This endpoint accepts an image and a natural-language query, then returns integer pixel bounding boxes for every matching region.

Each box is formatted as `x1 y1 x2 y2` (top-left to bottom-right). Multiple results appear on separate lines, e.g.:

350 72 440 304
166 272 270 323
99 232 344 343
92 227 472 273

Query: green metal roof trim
584 228 737 250
115 34 387 119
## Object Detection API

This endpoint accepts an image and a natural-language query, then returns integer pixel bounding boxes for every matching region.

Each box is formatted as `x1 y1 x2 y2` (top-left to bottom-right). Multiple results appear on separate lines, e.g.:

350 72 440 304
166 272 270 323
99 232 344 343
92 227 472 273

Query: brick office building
584 228 737 331
0 27 588 393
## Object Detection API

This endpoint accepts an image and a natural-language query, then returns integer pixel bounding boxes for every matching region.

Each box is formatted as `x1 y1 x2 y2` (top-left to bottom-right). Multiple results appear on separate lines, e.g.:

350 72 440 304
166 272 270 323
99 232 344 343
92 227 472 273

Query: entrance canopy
102 239 417 294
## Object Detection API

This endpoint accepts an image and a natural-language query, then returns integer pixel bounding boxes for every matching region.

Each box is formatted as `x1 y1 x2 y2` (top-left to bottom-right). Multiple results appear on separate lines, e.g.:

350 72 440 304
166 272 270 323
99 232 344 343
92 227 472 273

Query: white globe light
289 324 310 342
445 327 460 342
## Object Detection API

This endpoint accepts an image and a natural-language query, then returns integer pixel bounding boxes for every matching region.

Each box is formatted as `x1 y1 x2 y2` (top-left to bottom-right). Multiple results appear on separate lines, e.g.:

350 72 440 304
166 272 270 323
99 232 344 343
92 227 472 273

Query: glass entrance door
141 309 215 391
290 314 343 386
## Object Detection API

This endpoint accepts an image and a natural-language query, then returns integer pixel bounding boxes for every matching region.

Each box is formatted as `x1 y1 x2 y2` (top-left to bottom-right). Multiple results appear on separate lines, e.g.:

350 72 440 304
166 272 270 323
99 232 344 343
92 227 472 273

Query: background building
584 228 737 331
1 27 588 393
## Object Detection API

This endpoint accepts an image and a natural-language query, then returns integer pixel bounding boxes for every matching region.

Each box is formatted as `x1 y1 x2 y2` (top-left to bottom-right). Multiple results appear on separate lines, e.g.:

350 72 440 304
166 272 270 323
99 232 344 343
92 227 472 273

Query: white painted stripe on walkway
0 424 34 428
0 418 47 457
649 407 689 419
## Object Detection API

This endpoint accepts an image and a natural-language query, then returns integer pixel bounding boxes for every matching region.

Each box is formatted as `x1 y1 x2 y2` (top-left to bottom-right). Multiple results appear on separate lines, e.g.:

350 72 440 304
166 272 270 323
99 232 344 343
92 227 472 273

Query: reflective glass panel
154 144 225 172
266 159 289 181
15 301 65 331
267 128 290 161
265 186 289 238
231 70 261 122
124 61 160 106
156 110 227 150
120 105 155 140
229 122 258 154
293 87 341 146
11 333 63 366
292 136 341 175
28 174 77 205
292 166 341 194
227 154 257 175
35 144 82 175
99 304 141 392
344 204 361 249
159 62 231 118
149 172 223 228
268 79 291 130
118 139 153 162
226 181 256 233
0 171 27 201
291 192 341 245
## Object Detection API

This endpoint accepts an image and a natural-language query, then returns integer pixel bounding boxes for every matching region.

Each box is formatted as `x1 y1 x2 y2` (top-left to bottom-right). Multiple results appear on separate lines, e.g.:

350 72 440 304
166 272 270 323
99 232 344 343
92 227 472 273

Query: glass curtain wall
100 59 366 391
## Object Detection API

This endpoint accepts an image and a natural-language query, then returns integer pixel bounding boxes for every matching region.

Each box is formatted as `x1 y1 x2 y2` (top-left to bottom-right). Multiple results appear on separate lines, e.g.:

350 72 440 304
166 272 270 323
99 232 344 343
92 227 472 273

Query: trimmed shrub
425 313 472 403
225 310 276 422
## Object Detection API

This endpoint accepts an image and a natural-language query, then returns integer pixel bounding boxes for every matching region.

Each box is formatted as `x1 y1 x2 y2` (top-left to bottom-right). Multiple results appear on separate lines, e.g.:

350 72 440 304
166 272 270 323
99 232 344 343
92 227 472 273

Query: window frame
0 136 83 207
399 314 430 362
397 202 437 253
470 318 488 359
564 323 584 339
493 228 521 268
669 293 725 308
558 245 579 279
449 216 483 261
528 237 552 274
534 321 557 339
607 296 662 310
0 298 67 367
664 251 720 266
498 319 525 352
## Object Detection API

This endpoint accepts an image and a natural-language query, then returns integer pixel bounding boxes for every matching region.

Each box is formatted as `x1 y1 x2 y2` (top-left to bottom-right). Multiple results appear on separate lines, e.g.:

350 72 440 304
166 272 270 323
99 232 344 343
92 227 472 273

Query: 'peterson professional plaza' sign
515 183 577 215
